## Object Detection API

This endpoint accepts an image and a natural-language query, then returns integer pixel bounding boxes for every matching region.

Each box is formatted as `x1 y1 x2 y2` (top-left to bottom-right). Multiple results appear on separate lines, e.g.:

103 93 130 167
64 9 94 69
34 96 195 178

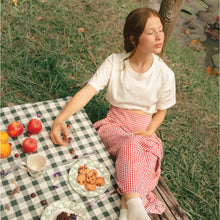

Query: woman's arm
134 109 167 137
50 84 97 145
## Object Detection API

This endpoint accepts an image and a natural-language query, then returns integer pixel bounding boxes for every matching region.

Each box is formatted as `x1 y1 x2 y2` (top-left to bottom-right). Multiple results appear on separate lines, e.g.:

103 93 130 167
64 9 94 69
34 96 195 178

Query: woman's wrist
54 115 66 124
145 129 154 136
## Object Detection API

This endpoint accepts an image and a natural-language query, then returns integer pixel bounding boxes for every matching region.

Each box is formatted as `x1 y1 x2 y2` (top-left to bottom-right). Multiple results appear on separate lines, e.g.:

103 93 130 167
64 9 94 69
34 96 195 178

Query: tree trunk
140 0 161 11
159 0 185 57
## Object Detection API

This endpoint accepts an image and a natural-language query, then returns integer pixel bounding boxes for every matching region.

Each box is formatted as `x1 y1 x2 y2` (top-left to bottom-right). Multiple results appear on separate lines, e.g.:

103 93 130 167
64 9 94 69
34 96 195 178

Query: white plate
41 200 87 220
68 158 110 197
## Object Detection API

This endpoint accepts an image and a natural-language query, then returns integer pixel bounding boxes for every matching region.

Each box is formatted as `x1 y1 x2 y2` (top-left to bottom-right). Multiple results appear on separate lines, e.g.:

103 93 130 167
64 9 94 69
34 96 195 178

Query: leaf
184 29 189 35
214 70 220 77
78 28 86 33
191 39 198 44
13 0 18 6
187 40 204 51
10 185 20 199
4 204 10 211
87 45 93 50
215 70 220 75
206 66 213 75
7 102 14 107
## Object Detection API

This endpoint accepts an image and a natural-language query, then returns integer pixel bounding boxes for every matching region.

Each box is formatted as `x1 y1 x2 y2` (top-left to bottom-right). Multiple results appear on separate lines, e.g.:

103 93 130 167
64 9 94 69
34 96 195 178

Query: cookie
85 182 96 191
86 174 97 185
87 169 98 178
96 177 105 186
78 164 89 175
86 169 98 184
77 174 86 185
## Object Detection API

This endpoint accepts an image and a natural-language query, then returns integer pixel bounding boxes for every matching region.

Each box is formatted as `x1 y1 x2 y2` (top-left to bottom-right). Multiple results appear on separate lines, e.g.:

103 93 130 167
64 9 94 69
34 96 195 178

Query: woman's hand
50 85 97 146
50 120 69 146
134 109 167 138
134 130 153 137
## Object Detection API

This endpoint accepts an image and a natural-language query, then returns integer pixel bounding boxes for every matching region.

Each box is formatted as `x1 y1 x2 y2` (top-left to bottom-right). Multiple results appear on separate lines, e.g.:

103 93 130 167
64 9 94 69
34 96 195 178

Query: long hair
123 8 164 58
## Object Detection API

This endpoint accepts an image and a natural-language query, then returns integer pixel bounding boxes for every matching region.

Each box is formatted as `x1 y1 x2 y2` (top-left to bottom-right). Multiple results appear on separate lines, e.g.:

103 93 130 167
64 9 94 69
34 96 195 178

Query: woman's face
135 15 164 55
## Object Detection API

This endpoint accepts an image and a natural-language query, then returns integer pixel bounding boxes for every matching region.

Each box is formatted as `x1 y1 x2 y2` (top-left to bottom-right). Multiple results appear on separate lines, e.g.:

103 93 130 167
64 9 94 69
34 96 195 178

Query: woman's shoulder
105 52 129 62
153 54 175 76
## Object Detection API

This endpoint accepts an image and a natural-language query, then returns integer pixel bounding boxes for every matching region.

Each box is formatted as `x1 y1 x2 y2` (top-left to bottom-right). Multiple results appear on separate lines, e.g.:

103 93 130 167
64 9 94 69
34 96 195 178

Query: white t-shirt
88 53 176 114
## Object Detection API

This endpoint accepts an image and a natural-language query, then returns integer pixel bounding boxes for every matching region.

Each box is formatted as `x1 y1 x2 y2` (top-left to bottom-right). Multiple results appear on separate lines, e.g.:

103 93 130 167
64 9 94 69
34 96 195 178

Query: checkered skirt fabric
93 106 165 214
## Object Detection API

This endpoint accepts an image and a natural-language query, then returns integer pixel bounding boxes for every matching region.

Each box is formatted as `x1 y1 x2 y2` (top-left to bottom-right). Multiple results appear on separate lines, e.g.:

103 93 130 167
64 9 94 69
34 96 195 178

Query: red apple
27 119 42 134
22 138 38 153
7 121 24 137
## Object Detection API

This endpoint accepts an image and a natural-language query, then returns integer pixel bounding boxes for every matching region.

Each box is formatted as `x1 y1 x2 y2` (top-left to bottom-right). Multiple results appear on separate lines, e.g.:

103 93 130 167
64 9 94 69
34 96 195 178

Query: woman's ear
130 35 135 46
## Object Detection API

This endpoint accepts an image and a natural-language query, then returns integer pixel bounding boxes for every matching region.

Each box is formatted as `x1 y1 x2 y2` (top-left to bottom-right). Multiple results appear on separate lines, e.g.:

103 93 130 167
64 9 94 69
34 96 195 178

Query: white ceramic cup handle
19 162 28 171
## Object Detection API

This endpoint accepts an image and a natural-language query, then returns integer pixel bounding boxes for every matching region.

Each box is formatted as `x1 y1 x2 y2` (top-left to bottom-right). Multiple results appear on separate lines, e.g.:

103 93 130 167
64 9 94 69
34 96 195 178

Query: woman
50 8 176 220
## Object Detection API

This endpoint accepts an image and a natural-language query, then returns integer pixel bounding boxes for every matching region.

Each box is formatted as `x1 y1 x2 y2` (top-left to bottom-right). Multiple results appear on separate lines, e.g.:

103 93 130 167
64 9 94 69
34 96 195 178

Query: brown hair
123 8 164 58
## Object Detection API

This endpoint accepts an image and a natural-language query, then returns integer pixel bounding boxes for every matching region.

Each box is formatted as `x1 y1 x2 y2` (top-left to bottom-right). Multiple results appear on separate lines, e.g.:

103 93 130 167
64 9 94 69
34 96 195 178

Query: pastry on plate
56 211 77 220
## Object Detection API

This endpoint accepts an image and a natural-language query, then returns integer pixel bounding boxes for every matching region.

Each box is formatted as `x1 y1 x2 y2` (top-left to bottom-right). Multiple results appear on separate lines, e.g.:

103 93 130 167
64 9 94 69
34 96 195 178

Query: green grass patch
1 0 138 105
161 38 219 220
1 1 219 219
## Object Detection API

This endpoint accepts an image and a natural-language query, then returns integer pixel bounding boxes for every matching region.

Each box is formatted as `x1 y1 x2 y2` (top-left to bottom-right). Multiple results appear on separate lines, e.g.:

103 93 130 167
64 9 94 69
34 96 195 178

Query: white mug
19 154 46 178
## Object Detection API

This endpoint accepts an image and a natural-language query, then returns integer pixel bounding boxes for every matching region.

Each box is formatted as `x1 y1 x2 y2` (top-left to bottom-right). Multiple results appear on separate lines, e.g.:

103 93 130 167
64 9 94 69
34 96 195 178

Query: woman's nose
156 32 163 41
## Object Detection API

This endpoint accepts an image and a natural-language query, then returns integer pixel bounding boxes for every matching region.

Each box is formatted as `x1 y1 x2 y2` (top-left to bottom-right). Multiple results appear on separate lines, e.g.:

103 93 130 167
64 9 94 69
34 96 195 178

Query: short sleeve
157 70 176 110
87 55 113 93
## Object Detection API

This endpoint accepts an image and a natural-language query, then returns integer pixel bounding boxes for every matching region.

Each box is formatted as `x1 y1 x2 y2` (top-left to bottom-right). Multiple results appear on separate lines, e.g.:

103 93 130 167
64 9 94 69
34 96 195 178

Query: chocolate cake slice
56 211 77 220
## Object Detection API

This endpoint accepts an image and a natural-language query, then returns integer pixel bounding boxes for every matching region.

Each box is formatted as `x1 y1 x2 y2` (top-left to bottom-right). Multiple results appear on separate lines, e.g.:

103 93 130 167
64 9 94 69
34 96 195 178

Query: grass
1 0 137 106
1 0 219 219
161 38 219 219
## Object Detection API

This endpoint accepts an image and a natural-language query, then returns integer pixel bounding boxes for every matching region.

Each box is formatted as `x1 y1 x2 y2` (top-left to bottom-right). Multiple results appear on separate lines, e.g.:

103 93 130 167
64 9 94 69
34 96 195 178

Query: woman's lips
155 43 163 48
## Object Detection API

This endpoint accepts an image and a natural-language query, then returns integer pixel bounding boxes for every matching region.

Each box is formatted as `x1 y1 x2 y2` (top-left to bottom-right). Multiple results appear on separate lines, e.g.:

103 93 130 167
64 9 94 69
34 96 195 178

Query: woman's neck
129 52 153 73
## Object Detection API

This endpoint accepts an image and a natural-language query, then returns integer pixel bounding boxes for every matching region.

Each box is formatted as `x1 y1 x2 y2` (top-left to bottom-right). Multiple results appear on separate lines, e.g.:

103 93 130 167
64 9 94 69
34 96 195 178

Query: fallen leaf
7 102 14 107
78 28 86 33
191 39 198 44
206 66 213 75
10 185 20 199
184 29 189 35
4 204 10 211
13 0 18 6
187 40 204 51
37 17 43 21
214 70 220 76
87 45 93 50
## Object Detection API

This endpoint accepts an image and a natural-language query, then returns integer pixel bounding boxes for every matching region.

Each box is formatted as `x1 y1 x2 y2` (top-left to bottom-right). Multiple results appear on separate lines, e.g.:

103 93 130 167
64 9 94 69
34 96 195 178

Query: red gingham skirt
93 106 165 214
